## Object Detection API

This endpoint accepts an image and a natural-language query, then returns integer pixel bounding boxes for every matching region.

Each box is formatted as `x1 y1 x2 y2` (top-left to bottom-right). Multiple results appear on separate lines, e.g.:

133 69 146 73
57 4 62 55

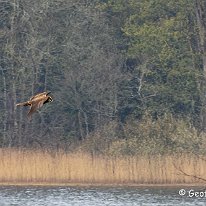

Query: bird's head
48 96 53 102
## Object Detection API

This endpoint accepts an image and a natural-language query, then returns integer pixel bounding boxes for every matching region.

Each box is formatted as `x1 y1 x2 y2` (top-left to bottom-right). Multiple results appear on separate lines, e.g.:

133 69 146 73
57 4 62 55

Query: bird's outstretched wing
27 99 45 119
16 101 31 106
30 92 48 100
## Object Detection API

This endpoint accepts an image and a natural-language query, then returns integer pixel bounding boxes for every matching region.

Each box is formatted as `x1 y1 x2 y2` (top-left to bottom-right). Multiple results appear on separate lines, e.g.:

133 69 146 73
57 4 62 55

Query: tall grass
0 148 205 185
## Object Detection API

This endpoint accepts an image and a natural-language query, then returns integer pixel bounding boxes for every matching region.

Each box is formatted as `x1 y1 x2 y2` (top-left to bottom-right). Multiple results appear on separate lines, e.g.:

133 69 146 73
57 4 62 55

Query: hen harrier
16 91 53 119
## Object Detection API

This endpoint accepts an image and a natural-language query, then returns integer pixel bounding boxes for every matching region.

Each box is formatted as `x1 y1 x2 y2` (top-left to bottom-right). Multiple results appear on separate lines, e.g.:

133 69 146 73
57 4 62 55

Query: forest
0 0 206 156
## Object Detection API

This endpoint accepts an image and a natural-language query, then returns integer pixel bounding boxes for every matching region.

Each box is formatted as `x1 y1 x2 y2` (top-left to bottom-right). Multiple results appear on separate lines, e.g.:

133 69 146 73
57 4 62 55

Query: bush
78 114 204 156
108 114 203 155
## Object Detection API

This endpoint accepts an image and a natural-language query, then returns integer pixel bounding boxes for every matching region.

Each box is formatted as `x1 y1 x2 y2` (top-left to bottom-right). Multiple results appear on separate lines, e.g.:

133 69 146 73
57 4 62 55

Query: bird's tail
16 101 31 107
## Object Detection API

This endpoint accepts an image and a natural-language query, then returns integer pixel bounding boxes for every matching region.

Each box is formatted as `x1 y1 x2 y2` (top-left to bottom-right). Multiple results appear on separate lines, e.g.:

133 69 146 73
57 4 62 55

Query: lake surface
0 185 205 206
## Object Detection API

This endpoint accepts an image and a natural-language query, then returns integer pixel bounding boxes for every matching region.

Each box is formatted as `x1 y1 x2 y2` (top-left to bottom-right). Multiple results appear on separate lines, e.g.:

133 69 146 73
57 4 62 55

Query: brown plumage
16 91 53 119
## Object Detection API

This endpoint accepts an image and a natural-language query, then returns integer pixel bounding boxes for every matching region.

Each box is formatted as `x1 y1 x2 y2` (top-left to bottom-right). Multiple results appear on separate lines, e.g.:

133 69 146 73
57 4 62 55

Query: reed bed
0 148 205 185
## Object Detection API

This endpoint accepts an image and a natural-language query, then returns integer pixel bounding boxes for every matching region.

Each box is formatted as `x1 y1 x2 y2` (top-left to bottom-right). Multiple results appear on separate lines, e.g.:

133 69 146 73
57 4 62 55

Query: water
0 185 205 206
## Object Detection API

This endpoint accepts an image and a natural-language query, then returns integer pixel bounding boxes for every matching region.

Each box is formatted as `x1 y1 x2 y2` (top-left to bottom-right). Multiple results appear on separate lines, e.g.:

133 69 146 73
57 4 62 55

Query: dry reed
0 148 205 185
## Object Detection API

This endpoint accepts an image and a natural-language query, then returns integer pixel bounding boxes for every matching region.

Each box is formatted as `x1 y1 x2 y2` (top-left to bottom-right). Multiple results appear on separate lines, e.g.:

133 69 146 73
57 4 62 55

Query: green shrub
78 114 204 156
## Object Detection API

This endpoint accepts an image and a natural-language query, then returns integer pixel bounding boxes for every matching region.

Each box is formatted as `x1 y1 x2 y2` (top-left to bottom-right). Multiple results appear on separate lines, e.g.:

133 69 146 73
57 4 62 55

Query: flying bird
16 91 53 120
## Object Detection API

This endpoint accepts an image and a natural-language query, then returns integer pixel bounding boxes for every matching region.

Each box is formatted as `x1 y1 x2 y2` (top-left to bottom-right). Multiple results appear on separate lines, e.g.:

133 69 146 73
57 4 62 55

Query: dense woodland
0 0 206 155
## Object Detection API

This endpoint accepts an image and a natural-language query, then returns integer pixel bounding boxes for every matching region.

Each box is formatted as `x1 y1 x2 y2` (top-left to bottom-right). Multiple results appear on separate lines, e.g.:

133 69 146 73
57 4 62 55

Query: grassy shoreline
0 182 205 187
0 148 205 185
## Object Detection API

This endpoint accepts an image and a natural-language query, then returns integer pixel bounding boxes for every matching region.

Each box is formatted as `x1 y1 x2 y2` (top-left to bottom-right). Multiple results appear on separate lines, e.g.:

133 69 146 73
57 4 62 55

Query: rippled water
0 185 205 206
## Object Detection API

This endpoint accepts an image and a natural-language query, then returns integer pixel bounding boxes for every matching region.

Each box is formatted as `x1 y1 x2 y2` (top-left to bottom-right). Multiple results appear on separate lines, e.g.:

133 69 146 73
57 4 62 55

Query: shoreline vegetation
0 149 205 186
0 115 205 187
1 0 206 189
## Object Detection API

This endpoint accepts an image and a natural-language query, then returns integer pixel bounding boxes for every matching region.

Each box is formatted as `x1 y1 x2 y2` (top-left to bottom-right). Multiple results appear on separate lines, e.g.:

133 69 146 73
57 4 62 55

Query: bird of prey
16 91 53 120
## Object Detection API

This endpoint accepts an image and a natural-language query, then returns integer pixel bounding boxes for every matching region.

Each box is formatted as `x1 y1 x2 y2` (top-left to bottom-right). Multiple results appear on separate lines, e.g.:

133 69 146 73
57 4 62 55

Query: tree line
0 0 206 152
